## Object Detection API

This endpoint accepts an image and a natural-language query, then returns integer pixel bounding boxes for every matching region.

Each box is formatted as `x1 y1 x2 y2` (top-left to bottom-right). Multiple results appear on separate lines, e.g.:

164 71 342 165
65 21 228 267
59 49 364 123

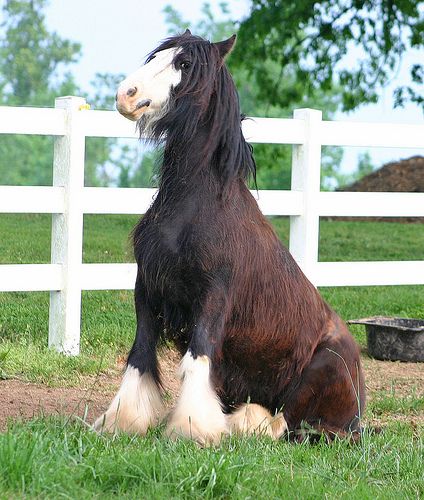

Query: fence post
289 108 322 282
48 96 86 355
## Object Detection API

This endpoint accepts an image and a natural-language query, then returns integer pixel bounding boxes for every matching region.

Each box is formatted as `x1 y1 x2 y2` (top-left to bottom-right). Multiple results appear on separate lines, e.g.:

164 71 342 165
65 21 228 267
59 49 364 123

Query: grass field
1 419 422 498
0 214 423 498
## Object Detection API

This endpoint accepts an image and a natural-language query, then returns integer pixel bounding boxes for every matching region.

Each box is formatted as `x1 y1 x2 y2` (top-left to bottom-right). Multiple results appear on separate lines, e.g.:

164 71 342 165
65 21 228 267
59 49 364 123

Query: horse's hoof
227 403 288 439
92 408 152 435
165 353 228 445
93 367 165 435
165 411 228 446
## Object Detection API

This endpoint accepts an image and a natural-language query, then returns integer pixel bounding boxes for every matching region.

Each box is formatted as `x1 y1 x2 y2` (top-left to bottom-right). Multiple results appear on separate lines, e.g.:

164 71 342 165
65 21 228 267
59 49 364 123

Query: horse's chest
135 216 205 299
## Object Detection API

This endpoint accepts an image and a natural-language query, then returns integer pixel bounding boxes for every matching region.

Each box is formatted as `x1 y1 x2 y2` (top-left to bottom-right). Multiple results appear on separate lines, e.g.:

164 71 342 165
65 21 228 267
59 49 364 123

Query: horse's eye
180 61 191 70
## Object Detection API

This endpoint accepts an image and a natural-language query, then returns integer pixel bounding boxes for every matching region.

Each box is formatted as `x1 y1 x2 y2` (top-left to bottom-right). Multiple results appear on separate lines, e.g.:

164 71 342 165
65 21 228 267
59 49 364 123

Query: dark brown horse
94 31 365 444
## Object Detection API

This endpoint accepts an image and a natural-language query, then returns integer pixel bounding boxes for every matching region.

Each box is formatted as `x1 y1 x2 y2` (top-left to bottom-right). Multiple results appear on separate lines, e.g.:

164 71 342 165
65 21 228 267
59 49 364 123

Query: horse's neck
156 111 249 212
159 129 221 198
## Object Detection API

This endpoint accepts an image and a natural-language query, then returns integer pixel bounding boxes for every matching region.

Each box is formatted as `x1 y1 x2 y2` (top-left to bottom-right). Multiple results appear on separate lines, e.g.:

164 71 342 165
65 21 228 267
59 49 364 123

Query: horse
94 30 365 444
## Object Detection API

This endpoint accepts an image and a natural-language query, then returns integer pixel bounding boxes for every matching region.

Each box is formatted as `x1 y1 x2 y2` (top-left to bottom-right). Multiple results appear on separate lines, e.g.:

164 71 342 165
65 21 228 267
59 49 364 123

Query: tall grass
0 419 422 498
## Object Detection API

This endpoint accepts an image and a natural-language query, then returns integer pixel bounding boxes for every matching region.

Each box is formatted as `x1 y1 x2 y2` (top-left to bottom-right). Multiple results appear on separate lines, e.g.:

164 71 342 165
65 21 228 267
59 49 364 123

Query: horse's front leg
166 290 228 445
94 279 164 434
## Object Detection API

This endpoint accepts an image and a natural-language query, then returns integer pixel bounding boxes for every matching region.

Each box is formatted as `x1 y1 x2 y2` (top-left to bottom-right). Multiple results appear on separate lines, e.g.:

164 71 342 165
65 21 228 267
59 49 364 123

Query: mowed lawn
0 214 423 498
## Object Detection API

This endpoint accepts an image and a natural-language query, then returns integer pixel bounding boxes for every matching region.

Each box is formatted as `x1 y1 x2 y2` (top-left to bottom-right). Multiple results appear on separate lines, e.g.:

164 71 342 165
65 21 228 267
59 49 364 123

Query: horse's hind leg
227 403 287 439
93 279 164 434
284 323 365 441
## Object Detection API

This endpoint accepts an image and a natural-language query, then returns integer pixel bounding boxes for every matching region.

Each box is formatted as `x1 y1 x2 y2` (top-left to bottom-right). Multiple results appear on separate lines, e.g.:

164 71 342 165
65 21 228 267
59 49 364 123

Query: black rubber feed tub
348 316 424 363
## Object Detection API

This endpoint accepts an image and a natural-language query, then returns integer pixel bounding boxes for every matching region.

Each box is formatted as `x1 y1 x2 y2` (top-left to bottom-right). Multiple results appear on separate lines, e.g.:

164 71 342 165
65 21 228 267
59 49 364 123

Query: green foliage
0 134 53 185
0 0 121 187
334 151 377 190
129 148 162 188
234 0 424 113
108 145 161 189
85 72 128 187
164 2 233 42
356 151 376 178
0 0 81 106
0 0 78 185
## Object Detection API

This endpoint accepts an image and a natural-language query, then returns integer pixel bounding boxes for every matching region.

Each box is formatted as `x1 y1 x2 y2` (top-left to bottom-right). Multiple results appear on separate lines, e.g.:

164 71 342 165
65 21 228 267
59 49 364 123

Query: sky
33 1 424 173
43 0 249 89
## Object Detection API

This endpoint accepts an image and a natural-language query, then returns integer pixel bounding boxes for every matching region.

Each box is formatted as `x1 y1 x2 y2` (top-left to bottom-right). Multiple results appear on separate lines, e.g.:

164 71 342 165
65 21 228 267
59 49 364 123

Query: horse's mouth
136 99 152 110
117 99 152 121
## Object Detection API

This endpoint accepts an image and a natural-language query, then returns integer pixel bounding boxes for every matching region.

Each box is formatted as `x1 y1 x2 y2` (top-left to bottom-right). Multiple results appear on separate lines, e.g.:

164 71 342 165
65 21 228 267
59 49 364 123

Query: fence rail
0 96 423 354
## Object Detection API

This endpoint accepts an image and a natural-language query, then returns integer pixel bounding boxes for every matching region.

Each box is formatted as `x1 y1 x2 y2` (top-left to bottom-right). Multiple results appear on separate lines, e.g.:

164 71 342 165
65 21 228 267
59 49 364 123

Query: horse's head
115 46 181 122
115 30 236 126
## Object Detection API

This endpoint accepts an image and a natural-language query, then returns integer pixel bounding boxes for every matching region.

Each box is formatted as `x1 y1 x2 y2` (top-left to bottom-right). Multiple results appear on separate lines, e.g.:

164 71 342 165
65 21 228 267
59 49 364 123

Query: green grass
1 214 424 498
0 214 423 384
369 390 424 419
270 217 424 261
0 419 423 499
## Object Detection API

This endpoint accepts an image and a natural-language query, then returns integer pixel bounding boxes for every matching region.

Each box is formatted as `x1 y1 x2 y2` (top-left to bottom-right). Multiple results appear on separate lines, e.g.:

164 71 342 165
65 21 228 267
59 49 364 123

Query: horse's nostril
126 87 137 97
115 92 118 102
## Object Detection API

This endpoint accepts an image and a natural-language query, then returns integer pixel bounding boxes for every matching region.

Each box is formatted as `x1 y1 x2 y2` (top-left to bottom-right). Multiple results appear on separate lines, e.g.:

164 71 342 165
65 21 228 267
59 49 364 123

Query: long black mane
137 33 256 192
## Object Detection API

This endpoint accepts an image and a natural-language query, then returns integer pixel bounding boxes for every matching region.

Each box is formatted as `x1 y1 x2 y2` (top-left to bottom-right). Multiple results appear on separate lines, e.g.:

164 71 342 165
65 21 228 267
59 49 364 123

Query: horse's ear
183 28 192 36
214 34 236 59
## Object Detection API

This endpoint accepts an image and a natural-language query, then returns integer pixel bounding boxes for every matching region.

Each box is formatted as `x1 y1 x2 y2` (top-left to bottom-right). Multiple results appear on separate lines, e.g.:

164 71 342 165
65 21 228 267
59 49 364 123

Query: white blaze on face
116 48 182 121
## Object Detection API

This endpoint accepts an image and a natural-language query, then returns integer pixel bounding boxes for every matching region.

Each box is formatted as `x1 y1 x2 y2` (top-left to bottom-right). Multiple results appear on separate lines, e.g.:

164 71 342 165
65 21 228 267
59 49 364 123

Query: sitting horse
94 30 365 444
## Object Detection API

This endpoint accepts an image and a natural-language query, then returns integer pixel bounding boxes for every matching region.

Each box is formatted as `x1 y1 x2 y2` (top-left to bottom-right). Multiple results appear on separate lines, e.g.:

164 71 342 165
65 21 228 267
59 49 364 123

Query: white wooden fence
1 96 423 355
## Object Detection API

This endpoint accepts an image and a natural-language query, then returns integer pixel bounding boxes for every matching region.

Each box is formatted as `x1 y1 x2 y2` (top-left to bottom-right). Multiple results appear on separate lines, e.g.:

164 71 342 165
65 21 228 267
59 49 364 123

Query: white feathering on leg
166 352 228 445
93 366 164 434
227 403 287 439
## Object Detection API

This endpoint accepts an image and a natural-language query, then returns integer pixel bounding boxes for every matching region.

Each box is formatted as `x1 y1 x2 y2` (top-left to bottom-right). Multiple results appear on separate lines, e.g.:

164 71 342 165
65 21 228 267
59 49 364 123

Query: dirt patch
362 356 424 428
0 348 181 432
0 379 112 430
362 357 424 398
1 350 423 432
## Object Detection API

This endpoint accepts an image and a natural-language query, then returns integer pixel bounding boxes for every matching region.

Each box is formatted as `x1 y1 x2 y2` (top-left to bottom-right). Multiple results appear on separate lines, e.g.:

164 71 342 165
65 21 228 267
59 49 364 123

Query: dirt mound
338 155 424 222
341 155 424 193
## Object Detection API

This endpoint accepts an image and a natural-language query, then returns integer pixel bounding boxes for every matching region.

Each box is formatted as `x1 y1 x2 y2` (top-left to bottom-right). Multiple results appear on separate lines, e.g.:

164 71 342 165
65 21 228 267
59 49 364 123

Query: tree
356 152 375 178
234 0 424 113
85 72 126 187
0 0 80 106
0 0 120 186
0 0 78 185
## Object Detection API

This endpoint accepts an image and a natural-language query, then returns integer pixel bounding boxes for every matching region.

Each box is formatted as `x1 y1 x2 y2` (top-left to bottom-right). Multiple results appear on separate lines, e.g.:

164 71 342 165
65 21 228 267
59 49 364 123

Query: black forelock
145 33 210 64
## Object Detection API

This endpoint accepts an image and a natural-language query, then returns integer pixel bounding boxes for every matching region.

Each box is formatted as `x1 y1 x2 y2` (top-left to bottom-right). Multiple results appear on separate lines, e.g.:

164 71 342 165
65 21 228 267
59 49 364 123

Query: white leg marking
93 366 164 434
227 403 287 439
166 352 228 445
